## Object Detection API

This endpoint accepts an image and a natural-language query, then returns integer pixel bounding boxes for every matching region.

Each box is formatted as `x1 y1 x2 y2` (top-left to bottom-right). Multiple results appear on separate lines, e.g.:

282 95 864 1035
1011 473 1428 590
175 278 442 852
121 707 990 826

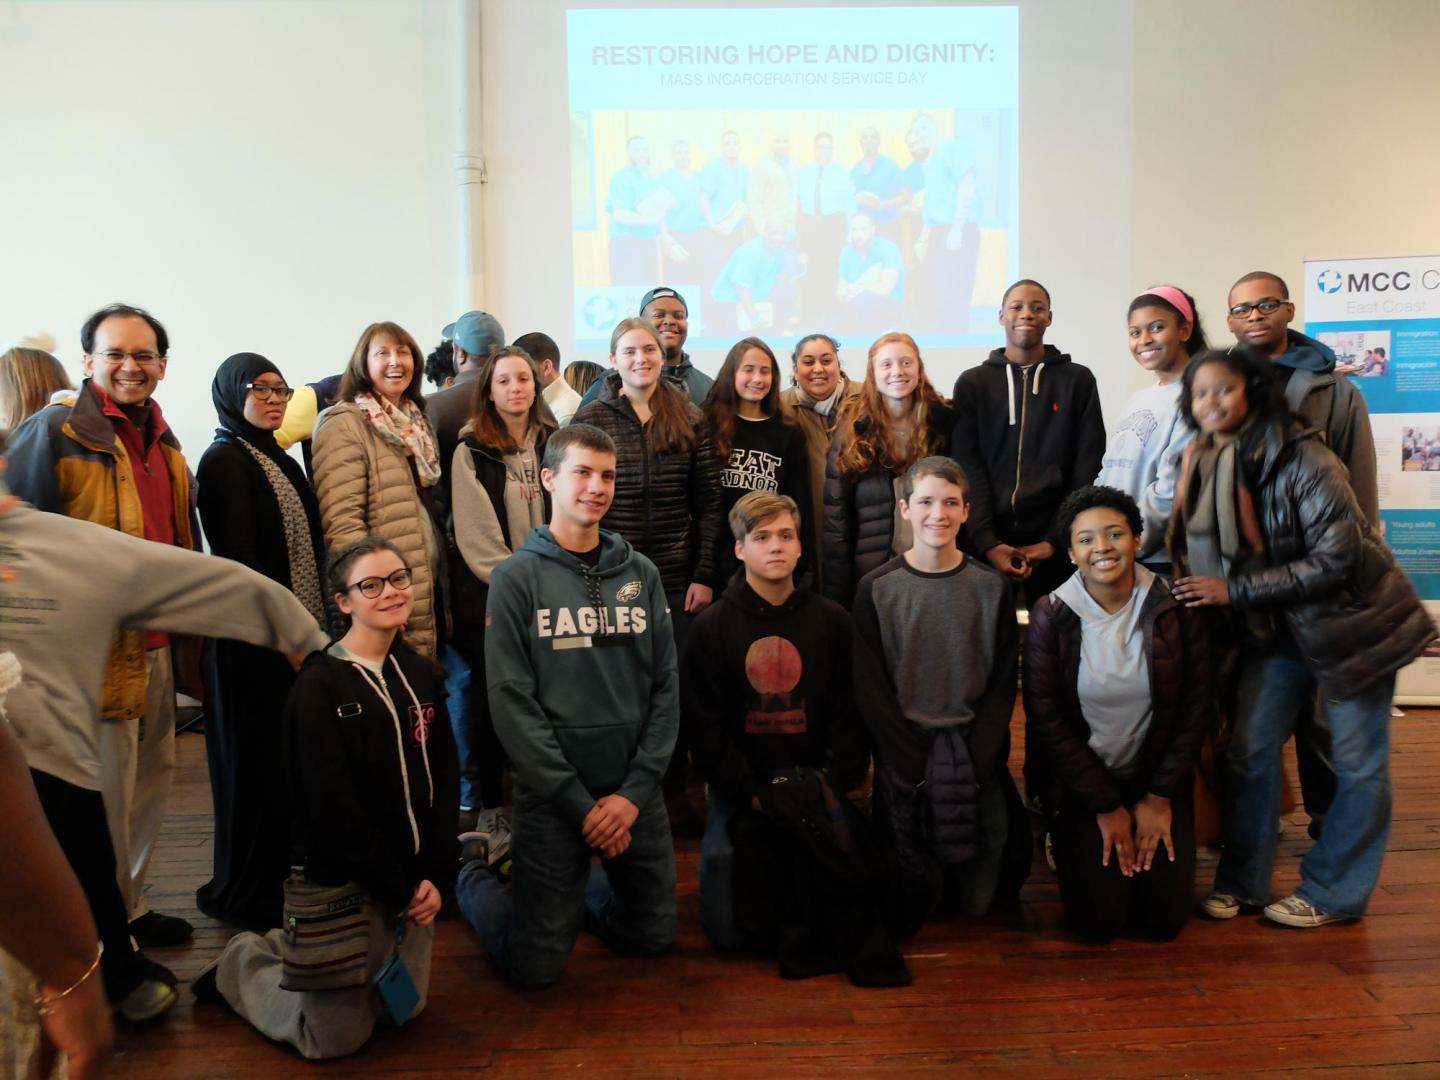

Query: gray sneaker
1264 894 1349 928
458 807 513 875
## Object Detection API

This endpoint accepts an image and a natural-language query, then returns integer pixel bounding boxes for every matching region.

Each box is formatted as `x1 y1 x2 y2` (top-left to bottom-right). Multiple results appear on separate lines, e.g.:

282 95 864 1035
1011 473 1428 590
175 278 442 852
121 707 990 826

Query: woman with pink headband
1093 285 1208 574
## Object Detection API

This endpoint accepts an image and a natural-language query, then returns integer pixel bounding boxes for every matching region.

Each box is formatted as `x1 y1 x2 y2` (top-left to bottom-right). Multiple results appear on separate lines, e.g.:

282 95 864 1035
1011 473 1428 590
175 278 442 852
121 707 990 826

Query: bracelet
33 942 104 1016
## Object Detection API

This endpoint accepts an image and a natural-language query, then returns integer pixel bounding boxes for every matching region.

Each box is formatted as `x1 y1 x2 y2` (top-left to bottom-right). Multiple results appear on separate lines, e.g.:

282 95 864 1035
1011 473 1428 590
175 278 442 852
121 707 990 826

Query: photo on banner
566 6 1019 353
1305 254 1440 702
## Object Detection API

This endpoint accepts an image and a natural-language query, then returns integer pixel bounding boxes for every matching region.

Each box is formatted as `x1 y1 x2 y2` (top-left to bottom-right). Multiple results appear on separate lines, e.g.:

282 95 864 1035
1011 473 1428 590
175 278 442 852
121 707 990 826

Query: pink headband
1140 285 1194 325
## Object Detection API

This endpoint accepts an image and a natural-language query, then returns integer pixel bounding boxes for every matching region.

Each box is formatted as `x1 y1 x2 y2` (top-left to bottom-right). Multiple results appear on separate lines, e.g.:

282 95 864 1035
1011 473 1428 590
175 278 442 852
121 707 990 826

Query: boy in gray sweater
851 458 1027 933
0 488 327 1022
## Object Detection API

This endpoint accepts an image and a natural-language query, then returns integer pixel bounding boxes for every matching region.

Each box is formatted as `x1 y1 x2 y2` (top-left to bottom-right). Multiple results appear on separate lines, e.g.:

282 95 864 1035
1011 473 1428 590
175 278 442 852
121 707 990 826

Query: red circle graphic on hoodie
744 636 802 695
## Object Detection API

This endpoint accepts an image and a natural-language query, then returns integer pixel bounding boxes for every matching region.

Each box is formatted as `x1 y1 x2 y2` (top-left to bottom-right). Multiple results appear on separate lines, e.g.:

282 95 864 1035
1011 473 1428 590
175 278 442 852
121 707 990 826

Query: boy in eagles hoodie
950 279 1106 605
455 424 679 989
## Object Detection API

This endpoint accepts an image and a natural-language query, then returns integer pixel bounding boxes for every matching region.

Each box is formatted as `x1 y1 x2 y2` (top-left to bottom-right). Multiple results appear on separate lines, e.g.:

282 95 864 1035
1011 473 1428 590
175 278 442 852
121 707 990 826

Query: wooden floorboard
108 708 1440 1077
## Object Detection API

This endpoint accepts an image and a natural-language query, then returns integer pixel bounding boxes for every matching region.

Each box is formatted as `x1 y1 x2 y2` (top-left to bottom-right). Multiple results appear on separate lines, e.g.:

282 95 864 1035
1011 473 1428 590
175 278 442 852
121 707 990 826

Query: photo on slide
1319 329 1391 379
567 7 1019 353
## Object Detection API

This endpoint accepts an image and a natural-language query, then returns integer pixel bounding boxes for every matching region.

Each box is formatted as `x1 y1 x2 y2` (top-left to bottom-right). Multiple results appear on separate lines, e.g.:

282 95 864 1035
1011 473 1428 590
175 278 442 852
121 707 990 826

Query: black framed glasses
1228 298 1291 318
345 567 412 598
93 349 164 367
244 383 295 402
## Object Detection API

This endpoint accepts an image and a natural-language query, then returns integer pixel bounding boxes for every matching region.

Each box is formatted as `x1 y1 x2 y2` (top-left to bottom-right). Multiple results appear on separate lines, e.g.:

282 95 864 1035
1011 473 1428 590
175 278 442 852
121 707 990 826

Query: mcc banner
1304 254 1440 704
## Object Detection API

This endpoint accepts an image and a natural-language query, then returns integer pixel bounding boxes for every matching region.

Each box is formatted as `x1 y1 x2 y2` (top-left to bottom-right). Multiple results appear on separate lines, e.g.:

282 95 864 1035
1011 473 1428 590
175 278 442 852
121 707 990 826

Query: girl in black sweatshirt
201 536 459 1060
701 336 814 585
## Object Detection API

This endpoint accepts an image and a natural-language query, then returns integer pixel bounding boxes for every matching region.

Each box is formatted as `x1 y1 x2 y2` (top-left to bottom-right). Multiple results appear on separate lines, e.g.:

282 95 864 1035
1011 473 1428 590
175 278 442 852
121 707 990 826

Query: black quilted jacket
572 376 724 594
1226 418 1433 698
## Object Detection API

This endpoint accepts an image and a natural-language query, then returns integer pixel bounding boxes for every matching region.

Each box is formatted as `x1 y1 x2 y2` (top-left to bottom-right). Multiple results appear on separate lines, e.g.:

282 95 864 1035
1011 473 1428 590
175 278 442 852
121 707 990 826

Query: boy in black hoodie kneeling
685 492 905 985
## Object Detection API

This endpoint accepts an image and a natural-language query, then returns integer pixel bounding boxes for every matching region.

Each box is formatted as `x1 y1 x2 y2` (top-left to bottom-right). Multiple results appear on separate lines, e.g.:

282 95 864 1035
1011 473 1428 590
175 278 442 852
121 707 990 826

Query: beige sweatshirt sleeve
450 442 512 585
120 540 329 656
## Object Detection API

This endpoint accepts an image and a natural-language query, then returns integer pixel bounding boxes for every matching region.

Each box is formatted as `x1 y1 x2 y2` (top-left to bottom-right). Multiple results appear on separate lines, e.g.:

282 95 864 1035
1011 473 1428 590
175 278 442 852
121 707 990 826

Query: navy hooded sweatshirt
484 525 679 822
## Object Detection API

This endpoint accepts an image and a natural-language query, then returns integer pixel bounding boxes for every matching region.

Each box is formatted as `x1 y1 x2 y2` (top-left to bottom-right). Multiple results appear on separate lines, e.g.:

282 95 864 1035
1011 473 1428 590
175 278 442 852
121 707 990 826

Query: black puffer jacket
821 402 953 607
572 375 724 594
1228 418 1434 698
1024 576 1212 814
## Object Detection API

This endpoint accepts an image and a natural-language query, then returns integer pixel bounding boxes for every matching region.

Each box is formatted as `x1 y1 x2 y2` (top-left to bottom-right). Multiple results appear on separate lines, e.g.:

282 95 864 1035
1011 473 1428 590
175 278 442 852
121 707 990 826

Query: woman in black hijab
196 353 328 927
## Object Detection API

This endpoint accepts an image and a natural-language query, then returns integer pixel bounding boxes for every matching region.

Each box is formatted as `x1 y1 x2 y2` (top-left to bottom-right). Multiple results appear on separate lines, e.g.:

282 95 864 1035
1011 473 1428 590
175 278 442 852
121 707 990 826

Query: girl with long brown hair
700 337 812 584
449 347 556 818
821 331 952 606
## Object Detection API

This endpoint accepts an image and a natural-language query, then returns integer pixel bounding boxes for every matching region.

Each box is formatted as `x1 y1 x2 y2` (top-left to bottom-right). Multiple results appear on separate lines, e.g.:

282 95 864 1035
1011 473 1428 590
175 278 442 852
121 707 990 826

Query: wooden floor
110 710 1440 1078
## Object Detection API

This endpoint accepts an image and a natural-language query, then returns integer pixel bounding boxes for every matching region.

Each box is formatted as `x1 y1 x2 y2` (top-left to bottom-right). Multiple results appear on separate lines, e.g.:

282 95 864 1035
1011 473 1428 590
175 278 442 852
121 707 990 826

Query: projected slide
567 6 1018 353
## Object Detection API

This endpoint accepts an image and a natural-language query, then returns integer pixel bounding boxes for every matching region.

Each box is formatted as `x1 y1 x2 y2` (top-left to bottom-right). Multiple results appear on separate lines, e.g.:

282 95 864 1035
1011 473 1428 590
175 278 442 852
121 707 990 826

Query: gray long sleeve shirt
0 496 328 791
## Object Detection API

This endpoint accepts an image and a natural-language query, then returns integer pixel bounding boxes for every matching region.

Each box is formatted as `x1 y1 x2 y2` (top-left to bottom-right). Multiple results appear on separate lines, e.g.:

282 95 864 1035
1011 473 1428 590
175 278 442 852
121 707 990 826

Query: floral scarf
353 392 441 488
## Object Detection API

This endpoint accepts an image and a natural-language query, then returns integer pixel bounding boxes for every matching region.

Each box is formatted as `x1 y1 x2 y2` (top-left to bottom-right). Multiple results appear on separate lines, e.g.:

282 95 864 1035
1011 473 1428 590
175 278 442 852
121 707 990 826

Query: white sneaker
1200 892 1242 920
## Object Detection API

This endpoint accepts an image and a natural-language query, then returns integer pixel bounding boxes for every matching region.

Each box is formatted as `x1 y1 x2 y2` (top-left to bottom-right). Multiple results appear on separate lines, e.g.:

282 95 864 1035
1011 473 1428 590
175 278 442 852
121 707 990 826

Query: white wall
1129 0 1440 392
3 0 1436 457
0 0 460 459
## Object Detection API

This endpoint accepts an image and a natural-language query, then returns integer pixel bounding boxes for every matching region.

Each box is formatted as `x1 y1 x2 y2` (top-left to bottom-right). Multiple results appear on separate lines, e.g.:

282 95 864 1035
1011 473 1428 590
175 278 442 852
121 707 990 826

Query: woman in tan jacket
311 322 445 657
778 333 860 591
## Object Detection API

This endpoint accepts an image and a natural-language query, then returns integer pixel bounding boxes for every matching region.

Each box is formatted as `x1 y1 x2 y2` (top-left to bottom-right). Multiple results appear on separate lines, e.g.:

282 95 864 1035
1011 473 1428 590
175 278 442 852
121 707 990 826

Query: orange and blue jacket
5 380 201 721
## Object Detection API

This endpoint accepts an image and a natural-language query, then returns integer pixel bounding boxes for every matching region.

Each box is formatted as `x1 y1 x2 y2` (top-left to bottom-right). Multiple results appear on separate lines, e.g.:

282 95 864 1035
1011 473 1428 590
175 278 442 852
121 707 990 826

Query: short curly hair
1050 485 1143 549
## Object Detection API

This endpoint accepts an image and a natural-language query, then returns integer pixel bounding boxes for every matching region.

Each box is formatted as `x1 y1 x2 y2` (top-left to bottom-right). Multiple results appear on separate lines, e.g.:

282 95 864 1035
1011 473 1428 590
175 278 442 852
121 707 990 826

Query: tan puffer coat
311 403 440 657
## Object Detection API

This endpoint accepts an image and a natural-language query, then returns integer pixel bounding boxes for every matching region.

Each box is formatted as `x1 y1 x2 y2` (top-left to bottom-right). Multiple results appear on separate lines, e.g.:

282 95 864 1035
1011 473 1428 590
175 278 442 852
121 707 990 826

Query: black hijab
212 352 286 459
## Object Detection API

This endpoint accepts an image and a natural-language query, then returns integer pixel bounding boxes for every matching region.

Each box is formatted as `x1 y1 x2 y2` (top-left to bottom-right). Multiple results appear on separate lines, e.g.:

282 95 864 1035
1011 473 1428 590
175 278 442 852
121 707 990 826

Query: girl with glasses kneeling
1024 486 1212 942
194 536 459 1060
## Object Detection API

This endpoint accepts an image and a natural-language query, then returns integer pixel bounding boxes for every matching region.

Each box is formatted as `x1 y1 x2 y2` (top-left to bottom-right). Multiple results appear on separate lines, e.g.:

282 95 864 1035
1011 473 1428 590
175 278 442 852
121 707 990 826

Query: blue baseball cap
442 311 505 357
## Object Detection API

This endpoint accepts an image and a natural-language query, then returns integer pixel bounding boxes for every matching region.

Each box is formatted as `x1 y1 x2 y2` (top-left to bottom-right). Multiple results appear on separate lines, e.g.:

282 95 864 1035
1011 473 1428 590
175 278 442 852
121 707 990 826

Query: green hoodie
485 525 678 822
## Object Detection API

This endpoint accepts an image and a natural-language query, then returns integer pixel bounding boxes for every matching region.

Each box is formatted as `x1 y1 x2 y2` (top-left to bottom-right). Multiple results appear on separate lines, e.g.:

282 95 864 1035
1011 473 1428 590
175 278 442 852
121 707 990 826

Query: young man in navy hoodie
949 279 1107 606
1225 271 1378 525
683 491 869 953
455 424 679 988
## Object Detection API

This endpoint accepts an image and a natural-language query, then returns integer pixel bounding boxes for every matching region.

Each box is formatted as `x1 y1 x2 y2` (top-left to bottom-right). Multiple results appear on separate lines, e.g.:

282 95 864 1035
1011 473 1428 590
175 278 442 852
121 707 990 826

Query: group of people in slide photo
0 265 1429 1067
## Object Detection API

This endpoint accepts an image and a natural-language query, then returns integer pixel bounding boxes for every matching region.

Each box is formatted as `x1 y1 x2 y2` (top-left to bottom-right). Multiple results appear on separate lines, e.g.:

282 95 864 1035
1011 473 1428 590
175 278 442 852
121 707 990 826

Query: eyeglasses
245 383 295 402
93 350 164 367
345 567 412 598
1228 298 1291 318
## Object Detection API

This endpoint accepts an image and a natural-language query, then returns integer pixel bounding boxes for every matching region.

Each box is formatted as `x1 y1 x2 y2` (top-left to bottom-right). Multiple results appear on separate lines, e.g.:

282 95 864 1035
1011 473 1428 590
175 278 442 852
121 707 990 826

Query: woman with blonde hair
822 331 952 606
0 346 72 446
312 322 445 657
